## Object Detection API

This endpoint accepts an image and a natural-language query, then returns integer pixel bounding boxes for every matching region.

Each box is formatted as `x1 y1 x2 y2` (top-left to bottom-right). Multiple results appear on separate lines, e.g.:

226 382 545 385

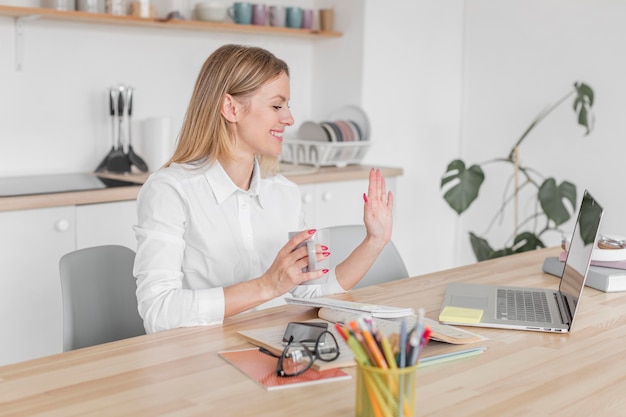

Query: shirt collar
205 159 264 207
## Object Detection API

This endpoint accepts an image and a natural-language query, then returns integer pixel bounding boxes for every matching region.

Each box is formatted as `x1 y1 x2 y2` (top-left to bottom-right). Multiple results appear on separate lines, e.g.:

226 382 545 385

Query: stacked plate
297 105 370 143
282 106 371 168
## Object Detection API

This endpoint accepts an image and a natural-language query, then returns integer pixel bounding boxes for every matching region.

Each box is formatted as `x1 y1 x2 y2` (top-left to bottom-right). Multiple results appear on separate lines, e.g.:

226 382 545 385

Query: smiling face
229 72 294 159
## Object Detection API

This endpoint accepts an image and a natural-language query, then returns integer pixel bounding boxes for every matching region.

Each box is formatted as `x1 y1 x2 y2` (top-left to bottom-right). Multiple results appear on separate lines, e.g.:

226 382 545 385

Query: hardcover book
542 256 626 293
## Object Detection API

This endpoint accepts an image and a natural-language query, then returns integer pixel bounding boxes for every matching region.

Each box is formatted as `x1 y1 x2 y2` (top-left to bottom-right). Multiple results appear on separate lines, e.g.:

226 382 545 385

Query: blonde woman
134 44 394 333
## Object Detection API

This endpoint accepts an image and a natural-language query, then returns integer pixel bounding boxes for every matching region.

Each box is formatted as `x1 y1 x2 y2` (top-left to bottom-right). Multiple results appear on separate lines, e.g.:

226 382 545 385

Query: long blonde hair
166 44 289 176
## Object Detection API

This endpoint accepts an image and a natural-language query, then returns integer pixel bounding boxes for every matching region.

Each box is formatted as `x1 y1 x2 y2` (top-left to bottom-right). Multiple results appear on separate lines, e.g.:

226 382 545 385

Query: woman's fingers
366 168 389 204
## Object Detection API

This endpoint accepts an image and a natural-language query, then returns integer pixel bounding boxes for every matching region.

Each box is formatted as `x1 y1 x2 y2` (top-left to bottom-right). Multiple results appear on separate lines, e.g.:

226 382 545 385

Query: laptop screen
558 190 604 325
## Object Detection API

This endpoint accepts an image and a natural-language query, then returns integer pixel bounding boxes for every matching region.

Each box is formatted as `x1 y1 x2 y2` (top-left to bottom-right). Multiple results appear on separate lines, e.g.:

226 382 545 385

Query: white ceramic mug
195 1 226 21
77 0 104 12
288 228 330 278
269 5 285 27
41 0 76 10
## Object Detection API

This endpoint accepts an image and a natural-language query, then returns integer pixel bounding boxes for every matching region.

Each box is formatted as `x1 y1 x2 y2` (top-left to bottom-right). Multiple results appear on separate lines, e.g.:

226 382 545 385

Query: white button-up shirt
134 160 345 333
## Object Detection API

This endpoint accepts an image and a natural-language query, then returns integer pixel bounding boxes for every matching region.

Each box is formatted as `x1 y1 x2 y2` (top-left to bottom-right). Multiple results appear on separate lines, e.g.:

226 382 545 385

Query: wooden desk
1 247 625 416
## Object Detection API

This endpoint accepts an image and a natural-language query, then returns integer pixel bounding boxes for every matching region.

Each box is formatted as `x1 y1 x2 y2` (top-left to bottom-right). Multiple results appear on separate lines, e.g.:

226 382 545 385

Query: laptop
440 190 604 333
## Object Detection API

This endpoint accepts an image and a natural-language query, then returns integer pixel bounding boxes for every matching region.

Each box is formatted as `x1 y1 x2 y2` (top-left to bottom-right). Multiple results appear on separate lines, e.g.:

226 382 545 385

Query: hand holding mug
288 228 331 284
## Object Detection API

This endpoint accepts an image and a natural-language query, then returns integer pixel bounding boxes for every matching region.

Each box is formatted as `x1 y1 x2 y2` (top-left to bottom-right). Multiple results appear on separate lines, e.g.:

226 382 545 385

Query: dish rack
281 139 371 168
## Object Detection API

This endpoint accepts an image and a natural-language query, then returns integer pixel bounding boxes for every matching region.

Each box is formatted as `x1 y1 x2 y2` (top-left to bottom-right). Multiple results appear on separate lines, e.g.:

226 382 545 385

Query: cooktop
0 173 141 197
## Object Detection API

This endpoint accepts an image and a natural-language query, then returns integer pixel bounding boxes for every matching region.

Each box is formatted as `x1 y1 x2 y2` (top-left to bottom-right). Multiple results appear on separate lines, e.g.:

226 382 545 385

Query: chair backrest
59 245 145 351
328 225 409 289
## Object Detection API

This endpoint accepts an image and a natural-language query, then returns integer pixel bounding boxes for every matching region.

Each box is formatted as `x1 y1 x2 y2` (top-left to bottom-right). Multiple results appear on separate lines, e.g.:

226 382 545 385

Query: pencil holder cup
356 364 418 417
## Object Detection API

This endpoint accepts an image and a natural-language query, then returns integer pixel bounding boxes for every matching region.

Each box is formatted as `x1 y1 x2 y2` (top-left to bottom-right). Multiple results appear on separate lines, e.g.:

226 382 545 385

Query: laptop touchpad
451 295 489 310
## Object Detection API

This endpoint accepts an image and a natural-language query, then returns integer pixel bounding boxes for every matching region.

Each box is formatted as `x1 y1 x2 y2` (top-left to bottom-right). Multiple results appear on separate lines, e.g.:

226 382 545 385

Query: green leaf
469 232 494 261
470 232 517 261
538 179 576 226
574 82 594 107
573 82 594 135
490 247 516 259
512 232 545 253
441 160 485 214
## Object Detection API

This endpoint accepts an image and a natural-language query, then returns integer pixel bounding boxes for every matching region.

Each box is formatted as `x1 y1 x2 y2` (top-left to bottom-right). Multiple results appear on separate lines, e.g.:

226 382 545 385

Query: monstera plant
441 82 595 261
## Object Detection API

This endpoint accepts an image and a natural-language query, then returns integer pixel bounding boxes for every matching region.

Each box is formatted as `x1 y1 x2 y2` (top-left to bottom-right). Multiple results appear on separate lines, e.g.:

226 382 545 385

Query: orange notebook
219 348 351 391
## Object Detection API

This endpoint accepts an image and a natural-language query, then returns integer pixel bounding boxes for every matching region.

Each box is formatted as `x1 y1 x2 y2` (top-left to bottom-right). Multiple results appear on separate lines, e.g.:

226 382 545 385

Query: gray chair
328 225 408 289
59 245 145 351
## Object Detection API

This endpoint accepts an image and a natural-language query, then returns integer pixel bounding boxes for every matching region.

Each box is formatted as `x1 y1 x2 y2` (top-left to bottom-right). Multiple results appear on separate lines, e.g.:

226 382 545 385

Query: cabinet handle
322 191 333 202
302 193 313 204
55 219 70 232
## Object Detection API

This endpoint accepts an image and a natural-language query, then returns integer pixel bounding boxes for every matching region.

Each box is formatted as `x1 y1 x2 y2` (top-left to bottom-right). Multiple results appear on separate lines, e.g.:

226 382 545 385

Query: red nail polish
321 245 328 251
323 252 330 257
322 269 329 274
363 193 368 203
308 229 317 235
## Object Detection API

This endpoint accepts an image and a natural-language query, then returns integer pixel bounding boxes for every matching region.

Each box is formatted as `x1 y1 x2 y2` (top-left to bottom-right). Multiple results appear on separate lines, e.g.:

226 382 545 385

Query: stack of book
543 251 626 292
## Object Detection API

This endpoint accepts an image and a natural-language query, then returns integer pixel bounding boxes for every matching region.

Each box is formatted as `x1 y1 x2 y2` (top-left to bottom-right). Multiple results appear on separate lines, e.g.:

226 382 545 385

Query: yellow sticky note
439 306 484 324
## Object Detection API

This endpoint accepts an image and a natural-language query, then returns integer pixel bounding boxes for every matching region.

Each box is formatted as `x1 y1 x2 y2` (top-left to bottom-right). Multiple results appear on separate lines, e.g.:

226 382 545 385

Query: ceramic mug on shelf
319 8 334 31
301 8 313 29
285 6 303 29
41 0 76 10
269 5 285 27
227 1 252 24
105 0 127 15
76 0 104 12
195 1 227 22
251 3 267 25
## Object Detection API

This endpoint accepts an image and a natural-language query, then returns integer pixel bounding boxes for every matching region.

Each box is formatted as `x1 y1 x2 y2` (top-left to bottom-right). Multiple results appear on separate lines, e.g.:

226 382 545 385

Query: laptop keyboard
496 289 552 323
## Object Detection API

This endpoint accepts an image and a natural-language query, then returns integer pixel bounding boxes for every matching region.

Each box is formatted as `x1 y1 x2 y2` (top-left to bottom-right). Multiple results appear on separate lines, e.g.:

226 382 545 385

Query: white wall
0 0 360 177
456 0 626 266
2 0 625 278
360 0 626 274
361 0 465 276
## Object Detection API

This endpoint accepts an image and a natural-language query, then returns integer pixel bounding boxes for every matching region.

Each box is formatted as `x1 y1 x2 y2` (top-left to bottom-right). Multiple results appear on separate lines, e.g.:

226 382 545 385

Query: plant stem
482 158 541 188
507 89 576 160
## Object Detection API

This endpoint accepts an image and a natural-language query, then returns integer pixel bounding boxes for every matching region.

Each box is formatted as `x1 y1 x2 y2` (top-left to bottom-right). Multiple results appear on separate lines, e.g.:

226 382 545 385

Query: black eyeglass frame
259 330 340 377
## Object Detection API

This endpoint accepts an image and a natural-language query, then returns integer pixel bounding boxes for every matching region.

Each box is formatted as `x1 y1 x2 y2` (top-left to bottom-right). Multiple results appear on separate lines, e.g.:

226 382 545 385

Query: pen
399 318 407 368
408 308 425 366
335 322 371 366
418 326 432 358
379 331 397 370
346 329 372 366
363 315 377 336
358 317 388 369
334 322 349 341
349 321 377 365
407 328 420 367
415 308 425 342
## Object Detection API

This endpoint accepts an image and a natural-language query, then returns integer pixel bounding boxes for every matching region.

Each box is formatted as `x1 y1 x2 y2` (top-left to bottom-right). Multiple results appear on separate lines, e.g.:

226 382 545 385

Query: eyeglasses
260 330 340 377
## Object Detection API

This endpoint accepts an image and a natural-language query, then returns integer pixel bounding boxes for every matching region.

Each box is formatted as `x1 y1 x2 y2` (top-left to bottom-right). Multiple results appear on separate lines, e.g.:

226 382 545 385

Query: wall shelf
0 5 343 39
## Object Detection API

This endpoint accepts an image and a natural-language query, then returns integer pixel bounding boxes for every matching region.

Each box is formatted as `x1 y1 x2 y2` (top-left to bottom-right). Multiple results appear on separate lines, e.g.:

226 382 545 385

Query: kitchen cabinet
299 177 397 228
0 205 73 366
0 200 137 366
76 200 137 250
